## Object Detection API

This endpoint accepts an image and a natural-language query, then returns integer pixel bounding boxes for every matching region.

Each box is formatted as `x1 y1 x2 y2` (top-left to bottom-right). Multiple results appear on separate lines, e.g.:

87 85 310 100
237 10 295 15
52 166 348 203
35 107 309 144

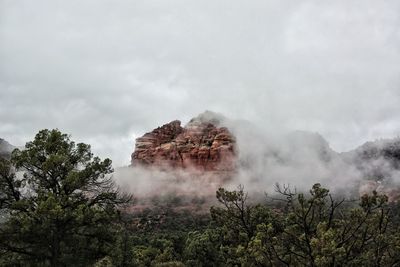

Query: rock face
343 138 400 202
342 138 400 181
131 114 236 172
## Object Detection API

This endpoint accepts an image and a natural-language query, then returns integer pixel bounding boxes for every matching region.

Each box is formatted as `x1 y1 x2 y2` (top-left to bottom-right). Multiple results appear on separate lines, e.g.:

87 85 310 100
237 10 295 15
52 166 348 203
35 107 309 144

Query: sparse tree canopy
0 129 130 266
210 184 400 266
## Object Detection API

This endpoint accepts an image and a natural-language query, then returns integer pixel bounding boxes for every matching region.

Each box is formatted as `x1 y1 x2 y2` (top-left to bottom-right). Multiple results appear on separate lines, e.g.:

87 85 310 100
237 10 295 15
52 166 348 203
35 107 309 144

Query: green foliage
0 157 21 211
1 129 400 266
209 184 400 266
0 129 130 266
114 184 400 266
184 229 225 266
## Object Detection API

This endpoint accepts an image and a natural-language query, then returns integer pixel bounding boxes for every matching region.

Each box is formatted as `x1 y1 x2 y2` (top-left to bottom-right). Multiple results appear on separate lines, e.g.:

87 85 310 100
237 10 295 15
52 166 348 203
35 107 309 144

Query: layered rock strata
131 117 236 172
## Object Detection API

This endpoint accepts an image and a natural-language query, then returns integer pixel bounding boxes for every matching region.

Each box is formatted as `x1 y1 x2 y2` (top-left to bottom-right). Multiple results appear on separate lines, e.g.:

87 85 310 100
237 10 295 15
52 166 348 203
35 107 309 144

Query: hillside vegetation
1 129 400 266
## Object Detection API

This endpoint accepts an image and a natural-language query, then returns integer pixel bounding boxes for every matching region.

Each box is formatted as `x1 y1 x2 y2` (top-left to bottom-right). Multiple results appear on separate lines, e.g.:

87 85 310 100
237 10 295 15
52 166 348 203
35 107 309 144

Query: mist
112 112 400 204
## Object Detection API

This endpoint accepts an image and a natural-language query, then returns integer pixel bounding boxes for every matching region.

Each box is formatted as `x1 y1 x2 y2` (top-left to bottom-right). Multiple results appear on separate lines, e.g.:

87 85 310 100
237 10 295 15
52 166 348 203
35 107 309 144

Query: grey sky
1 0 400 167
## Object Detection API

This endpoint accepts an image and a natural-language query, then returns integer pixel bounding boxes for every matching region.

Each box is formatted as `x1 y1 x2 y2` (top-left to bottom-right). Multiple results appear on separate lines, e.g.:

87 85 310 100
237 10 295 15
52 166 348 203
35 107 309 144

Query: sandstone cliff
131 113 236 172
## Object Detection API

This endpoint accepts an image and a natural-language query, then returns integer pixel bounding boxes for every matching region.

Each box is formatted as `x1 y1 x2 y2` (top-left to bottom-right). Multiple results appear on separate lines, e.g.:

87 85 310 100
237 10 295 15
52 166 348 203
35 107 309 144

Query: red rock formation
131 115 236 172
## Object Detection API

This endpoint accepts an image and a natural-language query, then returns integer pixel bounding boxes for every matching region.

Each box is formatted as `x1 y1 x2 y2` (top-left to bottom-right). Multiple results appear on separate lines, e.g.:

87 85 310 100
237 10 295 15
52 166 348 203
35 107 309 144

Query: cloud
1 0 400 167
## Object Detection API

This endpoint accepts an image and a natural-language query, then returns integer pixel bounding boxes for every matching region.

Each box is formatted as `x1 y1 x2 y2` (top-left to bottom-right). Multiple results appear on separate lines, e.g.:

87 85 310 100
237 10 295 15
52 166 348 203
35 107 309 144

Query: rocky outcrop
342 138 400 181
342 138 400 202
131 113 236 172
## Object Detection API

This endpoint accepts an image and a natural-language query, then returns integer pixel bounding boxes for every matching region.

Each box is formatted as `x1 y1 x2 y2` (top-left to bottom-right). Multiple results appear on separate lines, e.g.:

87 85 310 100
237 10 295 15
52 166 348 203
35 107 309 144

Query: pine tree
0 129 130 266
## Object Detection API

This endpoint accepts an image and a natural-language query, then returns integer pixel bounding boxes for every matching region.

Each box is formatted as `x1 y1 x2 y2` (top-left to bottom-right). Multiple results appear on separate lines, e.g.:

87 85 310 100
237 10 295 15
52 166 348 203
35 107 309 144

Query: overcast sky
1 0 400 167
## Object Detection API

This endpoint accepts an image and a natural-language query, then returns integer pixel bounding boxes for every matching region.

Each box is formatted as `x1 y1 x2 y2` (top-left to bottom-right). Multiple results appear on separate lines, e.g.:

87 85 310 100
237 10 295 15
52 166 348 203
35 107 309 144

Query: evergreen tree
0 129 130 266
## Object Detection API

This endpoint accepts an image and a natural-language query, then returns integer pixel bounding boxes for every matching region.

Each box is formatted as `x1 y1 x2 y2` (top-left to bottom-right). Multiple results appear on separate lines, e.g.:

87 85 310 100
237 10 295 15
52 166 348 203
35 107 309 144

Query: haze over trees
1 129 400 266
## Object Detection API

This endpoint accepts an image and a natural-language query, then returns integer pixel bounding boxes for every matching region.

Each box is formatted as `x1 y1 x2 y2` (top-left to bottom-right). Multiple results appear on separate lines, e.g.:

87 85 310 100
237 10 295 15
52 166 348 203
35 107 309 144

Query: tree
260 184 400 266
0 129 131 266
0 157 21 212
184 229 225 266
211 184 400 267
210 185 275 266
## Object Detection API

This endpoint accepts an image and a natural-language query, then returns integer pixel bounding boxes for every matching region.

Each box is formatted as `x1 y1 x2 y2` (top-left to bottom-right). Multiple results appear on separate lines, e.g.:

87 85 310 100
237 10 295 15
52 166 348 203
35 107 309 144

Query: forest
1 129 400 266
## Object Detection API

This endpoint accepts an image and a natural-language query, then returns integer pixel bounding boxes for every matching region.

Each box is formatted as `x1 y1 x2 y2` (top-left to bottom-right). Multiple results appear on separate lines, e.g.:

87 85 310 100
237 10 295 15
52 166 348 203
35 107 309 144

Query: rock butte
131 115 236 173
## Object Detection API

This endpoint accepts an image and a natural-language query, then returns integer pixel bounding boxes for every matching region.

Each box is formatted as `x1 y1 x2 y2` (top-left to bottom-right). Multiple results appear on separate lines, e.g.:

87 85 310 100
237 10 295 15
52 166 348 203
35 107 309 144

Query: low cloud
113 115 400 203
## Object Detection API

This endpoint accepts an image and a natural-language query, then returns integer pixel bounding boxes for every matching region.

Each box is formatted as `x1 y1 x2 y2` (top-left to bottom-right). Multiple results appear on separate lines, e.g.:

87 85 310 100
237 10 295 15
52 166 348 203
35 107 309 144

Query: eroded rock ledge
131 114 236 172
